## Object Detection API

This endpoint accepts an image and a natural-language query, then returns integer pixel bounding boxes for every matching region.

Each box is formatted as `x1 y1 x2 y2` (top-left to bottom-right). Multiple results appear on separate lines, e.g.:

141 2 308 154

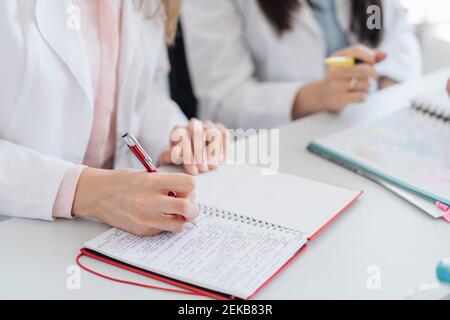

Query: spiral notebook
80 166 362 300
83 204 308 300
308 90 450 221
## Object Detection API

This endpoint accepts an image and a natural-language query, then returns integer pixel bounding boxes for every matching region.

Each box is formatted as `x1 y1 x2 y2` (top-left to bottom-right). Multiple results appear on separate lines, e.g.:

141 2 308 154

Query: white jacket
0 0 186 220
182 0 422 129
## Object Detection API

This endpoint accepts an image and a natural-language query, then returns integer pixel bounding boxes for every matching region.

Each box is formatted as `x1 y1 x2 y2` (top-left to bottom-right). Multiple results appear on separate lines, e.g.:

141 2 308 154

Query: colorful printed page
310 91 450 204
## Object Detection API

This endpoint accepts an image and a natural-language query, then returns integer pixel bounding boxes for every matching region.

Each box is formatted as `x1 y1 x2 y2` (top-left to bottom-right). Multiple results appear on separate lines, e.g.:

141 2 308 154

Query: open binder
77 166 362 300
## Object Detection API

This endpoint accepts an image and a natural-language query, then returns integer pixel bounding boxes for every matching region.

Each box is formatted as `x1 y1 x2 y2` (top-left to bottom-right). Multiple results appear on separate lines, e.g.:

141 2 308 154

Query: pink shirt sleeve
52 166 86 219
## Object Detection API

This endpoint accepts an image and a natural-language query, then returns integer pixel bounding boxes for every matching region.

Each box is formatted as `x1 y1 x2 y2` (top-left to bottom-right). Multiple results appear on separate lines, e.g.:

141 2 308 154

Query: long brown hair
161 0 182 44
135 0 182 44
257 0 384 47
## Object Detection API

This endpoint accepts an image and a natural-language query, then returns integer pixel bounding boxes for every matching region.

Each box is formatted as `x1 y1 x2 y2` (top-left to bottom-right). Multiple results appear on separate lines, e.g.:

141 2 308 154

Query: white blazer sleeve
375 0 422 82
182 0 301 130
138 42 187 163
0 2 75 221
0 140 74 221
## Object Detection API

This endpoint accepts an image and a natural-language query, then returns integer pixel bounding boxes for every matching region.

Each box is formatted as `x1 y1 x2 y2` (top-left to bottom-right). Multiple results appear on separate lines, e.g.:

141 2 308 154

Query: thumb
375 51 387 63
159 148 173 166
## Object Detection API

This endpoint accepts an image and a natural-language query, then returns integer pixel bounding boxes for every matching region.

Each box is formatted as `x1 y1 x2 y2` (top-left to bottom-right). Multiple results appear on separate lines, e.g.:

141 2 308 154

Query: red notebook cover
76 191 362 300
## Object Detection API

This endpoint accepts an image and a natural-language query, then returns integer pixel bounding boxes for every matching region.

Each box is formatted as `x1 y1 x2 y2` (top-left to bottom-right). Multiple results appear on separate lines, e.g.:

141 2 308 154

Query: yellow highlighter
324 56 362 67
325 56 378 92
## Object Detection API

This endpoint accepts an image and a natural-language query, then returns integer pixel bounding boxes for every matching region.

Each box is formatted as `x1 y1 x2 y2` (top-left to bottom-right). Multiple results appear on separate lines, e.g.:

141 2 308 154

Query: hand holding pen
71 135 198 236
123 133 198 228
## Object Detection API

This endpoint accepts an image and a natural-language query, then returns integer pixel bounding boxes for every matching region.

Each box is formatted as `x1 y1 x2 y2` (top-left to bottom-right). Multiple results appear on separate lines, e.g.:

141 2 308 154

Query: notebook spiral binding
197 203 303 236
411 101 450 123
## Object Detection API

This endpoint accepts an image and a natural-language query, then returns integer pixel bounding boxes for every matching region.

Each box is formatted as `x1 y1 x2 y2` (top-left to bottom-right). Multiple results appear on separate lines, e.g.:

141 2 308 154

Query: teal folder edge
307 141 450 207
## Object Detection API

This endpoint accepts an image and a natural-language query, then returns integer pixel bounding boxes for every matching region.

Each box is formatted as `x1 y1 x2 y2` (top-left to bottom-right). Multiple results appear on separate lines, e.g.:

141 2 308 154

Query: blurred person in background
182 0 422 129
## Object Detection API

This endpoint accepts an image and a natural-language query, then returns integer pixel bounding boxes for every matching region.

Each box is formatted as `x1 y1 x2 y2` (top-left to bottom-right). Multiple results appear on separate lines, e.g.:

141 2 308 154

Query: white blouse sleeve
138 40 187 163
182 0 302 130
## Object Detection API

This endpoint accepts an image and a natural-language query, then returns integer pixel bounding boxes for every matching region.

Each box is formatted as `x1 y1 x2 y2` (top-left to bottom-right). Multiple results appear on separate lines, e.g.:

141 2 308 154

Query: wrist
292 81 326 119
73 167 113 220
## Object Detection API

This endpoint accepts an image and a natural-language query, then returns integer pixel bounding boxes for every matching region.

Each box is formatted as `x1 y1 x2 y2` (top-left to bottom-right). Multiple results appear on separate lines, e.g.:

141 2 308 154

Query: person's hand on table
447 78 450 96
73 169 198 236
159 118 229 175
292 44 387 119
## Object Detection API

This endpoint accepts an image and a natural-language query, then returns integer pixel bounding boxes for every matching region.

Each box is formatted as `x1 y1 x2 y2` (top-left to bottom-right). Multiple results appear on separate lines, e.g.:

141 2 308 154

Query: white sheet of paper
195 164 362 237
376 179 444 219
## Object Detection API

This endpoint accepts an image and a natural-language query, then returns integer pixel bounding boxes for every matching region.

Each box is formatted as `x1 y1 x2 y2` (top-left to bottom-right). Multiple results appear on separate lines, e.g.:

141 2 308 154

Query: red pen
123 133 157 171
123 133 176 197
123 133 197 227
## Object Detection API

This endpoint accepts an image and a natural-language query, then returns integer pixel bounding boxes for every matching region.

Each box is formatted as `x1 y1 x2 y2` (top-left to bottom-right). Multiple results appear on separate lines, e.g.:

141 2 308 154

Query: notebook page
195 165 361 237
85 211 307 299
313 103 450 203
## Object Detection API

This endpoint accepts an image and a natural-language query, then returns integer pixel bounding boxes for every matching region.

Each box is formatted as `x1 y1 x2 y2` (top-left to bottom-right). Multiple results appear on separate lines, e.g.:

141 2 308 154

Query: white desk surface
1 68 450 300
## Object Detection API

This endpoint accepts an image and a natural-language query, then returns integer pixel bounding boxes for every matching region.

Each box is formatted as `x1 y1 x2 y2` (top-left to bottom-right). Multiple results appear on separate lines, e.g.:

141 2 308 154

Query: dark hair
257 0 384 47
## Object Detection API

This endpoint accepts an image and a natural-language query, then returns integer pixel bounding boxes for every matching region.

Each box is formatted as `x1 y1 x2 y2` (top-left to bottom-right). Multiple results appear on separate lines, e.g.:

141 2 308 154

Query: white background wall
401 0 450 73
